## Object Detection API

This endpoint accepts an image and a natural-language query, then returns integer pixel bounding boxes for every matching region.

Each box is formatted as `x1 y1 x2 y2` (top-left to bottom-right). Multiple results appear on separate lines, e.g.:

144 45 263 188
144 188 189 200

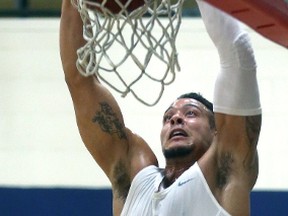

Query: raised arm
59 0 157 210
196 1 262 214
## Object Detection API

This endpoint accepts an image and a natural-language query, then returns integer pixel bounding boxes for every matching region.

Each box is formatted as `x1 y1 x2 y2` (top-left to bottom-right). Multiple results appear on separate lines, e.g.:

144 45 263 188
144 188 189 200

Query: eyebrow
164 103 204 114
183 103 204 112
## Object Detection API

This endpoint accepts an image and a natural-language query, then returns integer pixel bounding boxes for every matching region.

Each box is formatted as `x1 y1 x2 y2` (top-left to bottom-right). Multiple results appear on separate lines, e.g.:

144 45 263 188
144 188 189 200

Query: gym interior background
1 0 288 215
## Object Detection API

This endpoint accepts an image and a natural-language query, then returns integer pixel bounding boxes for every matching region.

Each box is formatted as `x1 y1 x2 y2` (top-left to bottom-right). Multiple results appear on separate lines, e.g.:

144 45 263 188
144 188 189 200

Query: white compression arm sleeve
196 0 261 116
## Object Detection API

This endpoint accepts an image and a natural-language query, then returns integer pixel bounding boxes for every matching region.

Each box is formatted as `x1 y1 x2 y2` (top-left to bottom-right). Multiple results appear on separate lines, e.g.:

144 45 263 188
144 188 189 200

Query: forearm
196 0 261 116
60 0 86 81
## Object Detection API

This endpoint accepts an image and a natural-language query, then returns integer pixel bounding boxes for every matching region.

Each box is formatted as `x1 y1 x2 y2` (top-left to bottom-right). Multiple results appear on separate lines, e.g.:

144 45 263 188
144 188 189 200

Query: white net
72 0 185 106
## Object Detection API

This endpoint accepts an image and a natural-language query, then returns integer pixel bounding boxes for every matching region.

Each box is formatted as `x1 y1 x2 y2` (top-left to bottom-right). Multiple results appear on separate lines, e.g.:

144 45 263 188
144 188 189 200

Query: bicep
214 113 261 180
68 77 131 176
215 114 262 149
71 79 157 184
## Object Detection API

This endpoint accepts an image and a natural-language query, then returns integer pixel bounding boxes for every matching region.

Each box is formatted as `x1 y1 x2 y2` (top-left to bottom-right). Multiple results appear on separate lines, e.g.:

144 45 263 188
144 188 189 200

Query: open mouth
169 129 188 139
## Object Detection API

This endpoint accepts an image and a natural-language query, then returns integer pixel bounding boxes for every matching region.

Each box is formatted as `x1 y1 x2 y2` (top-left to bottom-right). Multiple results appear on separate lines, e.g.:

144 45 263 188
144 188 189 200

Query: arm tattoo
245 115 261 148
243 115 261 170
92 102 127 139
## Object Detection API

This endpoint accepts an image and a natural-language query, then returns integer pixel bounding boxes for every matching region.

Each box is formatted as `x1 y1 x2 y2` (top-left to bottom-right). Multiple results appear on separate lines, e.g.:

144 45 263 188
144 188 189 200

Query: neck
162 158 196 188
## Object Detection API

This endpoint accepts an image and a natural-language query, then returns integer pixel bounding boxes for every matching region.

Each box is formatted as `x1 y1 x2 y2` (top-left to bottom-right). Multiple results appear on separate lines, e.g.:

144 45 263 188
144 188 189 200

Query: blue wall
0 188 112 216
0 187 287 216
251 191 288 216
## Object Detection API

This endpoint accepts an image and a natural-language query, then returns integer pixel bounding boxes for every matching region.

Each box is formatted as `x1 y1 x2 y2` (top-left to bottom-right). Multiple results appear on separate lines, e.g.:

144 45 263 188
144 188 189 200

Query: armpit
113 161 131 201
216 152 234 188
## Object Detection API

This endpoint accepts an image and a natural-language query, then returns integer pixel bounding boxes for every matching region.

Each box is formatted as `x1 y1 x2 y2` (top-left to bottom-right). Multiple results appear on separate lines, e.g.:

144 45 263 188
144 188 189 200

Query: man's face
160 98 215 160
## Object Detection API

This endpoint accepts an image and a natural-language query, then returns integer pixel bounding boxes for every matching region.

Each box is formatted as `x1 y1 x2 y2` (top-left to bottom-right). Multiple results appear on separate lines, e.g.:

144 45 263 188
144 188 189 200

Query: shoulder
127 130 159 179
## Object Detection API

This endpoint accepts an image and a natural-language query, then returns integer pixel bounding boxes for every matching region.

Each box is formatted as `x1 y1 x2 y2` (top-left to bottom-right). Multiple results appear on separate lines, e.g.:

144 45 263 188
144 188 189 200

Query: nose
170 113 184 125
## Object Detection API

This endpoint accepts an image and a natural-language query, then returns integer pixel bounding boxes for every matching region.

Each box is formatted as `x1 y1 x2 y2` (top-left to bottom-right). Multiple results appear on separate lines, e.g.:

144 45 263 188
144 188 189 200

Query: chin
163 145 193 159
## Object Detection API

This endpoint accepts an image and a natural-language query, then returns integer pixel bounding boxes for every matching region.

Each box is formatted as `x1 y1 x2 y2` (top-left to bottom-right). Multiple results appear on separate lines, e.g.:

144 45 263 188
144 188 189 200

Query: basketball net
71 0 184 106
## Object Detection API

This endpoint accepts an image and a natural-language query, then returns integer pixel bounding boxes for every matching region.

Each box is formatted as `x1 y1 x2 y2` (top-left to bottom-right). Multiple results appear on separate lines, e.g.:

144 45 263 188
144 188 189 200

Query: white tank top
121 162 231 216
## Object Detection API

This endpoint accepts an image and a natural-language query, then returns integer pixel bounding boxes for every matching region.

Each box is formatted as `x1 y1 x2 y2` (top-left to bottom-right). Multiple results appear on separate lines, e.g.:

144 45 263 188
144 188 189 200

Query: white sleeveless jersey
121 163 231 216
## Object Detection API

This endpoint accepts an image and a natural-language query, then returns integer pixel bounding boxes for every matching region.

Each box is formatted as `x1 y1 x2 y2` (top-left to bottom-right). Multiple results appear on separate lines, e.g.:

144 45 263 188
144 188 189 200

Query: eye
163 114 172 123
186 110 196 117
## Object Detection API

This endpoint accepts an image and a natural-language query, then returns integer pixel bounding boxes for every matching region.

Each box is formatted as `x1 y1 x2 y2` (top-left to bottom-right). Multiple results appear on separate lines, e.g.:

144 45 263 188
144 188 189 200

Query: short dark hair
177 92 213 113
177 92 215 129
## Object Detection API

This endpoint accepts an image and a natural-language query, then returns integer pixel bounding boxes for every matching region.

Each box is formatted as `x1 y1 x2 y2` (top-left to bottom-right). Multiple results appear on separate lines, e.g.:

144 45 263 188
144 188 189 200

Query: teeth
170 130 186 138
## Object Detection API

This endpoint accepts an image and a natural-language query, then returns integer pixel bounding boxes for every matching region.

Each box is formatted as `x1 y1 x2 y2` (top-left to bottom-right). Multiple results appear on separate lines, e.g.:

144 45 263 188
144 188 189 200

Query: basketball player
60 0 261 215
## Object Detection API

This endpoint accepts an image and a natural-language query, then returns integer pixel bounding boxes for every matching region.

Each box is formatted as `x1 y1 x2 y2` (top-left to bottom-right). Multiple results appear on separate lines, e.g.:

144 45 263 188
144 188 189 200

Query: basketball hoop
71 0 184 106
204 0 288 48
